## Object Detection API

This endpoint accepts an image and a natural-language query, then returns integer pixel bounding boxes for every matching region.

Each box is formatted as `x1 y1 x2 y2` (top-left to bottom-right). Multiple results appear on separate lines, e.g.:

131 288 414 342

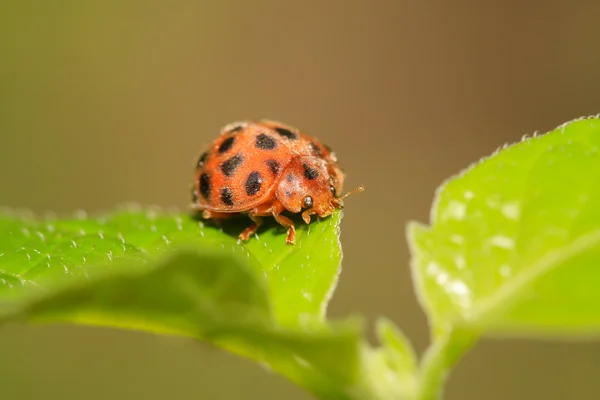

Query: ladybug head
276 157 363 224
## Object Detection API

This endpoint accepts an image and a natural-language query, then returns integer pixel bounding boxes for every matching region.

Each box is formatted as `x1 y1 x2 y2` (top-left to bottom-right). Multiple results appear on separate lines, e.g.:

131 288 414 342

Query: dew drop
501 202 520 220
489 235 515 249
450 234 464 245
499 264 512 277
442 201 466 221
436 272 449 285
426 261 441 276
447 281 469 296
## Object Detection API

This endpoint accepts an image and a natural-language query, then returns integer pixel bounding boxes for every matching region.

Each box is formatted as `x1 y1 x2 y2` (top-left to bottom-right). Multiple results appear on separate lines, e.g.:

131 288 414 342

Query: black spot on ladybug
274 127 297 140
197 152 209 168
245 171 263 196
221 187 234 206
266 159 280 176
309 142 323 157
303 163 319 180
220 154 243 177
218 136 236 153
256 134 277 150
199 173 211 200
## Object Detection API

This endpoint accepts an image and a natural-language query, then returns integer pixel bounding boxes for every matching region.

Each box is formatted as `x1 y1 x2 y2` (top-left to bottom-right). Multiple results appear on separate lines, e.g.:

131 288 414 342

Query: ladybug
191 120 363 244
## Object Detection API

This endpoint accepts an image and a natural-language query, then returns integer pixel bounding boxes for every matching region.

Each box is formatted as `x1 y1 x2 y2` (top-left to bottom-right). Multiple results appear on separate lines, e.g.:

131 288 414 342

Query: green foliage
0 207 409 399
409 117 600 336
3 115 600 400
409 116 600 399
0 206 341 327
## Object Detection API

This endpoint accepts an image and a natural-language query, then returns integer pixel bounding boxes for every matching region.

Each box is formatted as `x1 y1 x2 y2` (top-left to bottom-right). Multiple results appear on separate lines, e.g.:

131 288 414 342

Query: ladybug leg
238 203 274 241
238 202 296 244
269 202 295 244
273 213 296 244
238 214 263 241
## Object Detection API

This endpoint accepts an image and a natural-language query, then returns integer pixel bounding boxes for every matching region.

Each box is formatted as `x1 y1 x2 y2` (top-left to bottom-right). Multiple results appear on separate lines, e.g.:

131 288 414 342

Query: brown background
2 1 600 399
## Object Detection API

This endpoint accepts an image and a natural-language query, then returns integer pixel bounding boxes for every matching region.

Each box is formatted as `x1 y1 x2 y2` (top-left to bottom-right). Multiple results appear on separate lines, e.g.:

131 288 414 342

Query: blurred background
1 1 600 399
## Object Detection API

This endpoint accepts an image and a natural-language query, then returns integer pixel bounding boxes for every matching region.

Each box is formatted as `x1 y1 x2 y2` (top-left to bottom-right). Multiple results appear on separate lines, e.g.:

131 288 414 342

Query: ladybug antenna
333 186 364 206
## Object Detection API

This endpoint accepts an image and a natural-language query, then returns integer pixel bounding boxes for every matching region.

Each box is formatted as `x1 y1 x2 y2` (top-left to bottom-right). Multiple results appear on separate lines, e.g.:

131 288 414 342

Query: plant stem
414 329 476 400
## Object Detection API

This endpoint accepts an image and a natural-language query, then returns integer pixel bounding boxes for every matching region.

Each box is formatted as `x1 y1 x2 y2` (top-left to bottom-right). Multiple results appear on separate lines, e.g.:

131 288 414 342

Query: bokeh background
2 1 600 399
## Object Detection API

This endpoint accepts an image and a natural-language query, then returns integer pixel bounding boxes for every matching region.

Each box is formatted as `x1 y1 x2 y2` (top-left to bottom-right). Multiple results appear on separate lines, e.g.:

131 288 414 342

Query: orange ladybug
191 120 363 244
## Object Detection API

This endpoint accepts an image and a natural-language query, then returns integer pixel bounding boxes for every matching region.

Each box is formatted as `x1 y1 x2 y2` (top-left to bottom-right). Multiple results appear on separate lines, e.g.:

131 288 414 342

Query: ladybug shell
193 120 341 213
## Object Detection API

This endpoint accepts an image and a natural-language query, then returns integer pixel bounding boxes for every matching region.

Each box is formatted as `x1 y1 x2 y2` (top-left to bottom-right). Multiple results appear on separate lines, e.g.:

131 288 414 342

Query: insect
191 120 363 244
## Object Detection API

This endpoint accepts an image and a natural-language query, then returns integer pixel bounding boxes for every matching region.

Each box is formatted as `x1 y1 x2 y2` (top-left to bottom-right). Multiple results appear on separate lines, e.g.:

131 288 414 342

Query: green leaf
0 205 341 326
0 207 365 399
373 318 418 397
408 116 600 337
376 318 417 378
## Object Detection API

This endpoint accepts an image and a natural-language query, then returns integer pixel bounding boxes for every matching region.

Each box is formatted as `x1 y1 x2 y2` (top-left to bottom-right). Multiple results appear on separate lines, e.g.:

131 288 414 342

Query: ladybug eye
329 185 337 197
303 196 313 209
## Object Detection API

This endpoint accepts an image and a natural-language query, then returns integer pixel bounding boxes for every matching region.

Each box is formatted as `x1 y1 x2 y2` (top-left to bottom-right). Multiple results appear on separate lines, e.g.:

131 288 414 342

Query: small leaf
373 318 418 397
377 318 417 377
408 116 600 337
